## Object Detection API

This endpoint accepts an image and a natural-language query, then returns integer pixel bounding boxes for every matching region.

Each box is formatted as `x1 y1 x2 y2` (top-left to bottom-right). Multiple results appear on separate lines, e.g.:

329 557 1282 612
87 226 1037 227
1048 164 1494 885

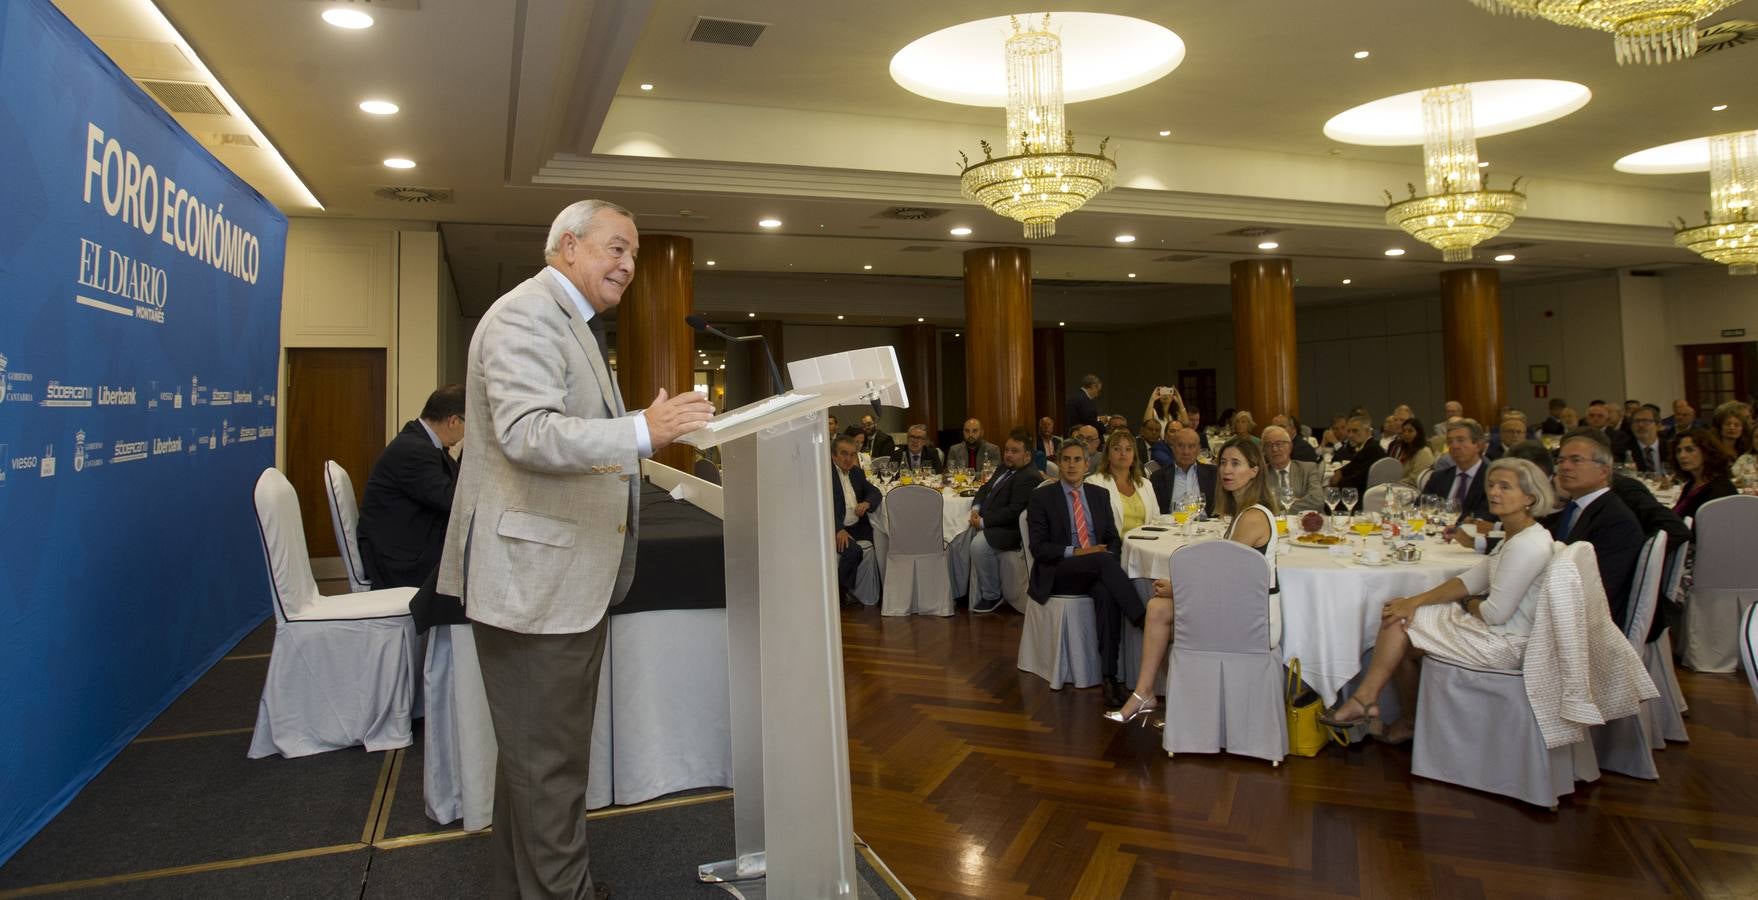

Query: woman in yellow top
1088 429 1158 536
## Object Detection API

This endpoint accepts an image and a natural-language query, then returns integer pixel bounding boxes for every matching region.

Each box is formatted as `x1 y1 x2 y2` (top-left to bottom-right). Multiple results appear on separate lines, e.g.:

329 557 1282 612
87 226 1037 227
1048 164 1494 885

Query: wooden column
896 323 939 431
616 233 694 471
963 247 1034 438
1032 327 1066 431
1230 258 1299 420
1440 268 1505 426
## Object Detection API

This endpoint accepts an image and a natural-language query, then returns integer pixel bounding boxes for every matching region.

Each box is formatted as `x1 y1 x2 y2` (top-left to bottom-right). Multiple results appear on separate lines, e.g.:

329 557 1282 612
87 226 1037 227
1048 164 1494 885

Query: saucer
1351 554 1389 568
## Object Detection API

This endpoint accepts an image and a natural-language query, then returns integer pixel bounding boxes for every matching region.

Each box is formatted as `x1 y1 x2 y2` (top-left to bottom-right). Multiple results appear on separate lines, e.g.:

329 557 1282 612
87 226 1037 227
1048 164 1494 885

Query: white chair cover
1015 509 1099 688
322 460 372 593
1416 467 1435 492
1743 603 1758 704
1591 534 1665 779
1366 456 1404 489
1683 495 1758 672
881 485 954 617
249 468 419 759
1642 631 1690 746
1161 541 1286 764
1362 484 1389 514
422 623 496 830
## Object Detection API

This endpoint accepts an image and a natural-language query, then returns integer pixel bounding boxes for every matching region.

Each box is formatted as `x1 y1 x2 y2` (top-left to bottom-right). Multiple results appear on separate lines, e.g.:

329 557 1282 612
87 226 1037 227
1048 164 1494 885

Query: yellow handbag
1285 658 1346 757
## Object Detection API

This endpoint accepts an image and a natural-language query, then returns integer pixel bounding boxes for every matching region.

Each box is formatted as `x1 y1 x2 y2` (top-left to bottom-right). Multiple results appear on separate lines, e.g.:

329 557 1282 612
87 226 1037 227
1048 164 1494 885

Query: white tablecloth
1121 529 1480 700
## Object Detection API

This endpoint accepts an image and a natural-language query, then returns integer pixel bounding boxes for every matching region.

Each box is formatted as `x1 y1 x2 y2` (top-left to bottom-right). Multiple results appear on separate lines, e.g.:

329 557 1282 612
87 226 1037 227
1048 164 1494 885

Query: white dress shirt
546 267 652 457
836 467 859 527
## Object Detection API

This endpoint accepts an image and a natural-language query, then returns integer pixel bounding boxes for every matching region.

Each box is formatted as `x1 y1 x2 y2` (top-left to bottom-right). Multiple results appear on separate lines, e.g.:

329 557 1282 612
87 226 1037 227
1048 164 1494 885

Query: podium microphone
685 314 788 396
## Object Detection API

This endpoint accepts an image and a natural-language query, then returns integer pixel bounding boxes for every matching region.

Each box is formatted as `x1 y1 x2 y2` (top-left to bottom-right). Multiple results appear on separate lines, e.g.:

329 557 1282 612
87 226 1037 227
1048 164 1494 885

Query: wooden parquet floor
840 604 1758 900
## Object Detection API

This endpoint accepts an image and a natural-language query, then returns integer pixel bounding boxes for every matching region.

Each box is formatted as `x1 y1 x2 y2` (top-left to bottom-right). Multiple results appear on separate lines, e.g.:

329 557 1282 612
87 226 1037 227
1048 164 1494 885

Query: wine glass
1342 488 1359 518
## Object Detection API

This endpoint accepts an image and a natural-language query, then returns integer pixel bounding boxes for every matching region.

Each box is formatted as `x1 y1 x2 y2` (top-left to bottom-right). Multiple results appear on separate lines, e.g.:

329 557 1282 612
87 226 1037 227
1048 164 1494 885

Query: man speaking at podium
438 199 714 898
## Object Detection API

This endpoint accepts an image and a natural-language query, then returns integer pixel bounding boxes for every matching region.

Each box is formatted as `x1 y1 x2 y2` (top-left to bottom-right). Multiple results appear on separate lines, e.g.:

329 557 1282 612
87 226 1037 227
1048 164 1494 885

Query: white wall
1618 271 1678 405
1660 265 1758 346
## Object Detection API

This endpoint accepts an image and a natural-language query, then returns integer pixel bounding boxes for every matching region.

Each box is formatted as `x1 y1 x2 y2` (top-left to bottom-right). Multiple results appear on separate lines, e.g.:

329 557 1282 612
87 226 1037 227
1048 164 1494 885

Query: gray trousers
946 528 1003 602
473 619 608 900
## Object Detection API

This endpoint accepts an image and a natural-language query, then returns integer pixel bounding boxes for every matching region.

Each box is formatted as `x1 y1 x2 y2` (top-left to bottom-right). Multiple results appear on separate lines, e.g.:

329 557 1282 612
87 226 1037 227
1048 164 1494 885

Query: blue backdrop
0 0 286 863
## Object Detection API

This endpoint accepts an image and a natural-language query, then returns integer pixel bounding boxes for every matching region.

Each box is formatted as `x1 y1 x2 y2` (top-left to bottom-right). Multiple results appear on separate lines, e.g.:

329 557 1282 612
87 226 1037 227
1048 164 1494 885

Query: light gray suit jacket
1268 460 1326 513
436 272 642 634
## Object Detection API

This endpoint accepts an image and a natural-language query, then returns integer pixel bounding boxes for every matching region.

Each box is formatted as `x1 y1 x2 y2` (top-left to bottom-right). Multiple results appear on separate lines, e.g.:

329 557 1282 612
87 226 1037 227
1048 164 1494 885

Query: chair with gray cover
1643 538 1693 747
1683 495 1758 672
1741 603 1758 704
1015 508 1100 689
1160 540 1287 765
1366 456 1404 490
1590 533 1666 779
249 468 420 759
322 460 371 593
880 485 954 616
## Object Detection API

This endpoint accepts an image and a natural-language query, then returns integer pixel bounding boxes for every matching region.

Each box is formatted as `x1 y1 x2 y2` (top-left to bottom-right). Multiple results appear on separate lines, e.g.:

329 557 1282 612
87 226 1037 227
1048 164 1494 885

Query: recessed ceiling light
1157 129 1171 137
1478 161 1489 168
1257 241 1279 250
639 83 654 91
1384 248 1405 256
949 226 972 236
322 8 374 29
1712 104 1728 112
862 264 873 270
837 314 845 320
719 364 725 370
917 317 925 322
1342 278 1353 284
382 158 416 169
358 99 399 115
1058 321 1066 326
706 260 716 266
1494 253 1517 262
747 312 756 318
1127 272 1137 278
1115 234 1136 243
1353 50 1370 59
757 218 782 228
954 333 961 338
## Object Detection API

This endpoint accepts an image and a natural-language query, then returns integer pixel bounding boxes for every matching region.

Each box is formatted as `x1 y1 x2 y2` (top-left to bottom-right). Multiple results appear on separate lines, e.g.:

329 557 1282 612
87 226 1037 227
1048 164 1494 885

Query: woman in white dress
1106 437 1281 725
1319 457 1557 742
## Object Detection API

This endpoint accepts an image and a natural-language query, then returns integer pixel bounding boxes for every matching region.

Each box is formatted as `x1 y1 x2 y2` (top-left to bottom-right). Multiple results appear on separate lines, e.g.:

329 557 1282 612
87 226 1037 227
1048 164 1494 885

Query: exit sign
1723 328 1747 338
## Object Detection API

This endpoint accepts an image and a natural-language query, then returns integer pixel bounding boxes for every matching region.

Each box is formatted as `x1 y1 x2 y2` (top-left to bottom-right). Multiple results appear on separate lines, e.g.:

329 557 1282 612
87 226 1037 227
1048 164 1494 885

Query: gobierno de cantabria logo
74 429 86 473
0 352 8 405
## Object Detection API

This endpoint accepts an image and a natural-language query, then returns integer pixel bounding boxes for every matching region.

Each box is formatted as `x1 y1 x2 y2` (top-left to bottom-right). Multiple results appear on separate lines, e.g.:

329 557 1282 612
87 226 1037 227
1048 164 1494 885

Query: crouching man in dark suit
949 429 1043 613
357 384 465 588
1027 440 1143 708
831 433 883 602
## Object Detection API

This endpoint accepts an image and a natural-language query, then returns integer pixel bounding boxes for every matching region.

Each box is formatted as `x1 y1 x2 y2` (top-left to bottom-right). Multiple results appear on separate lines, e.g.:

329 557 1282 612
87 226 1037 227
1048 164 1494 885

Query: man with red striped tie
1025 440 1144 708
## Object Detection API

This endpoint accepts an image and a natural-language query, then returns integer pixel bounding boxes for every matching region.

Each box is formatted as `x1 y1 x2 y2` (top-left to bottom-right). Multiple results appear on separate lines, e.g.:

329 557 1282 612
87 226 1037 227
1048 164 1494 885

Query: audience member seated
1629 404 1670 477
1588 400 1633 464
891 424 944 473
1321 414 1352 459
1550 429 1646 630
1089 430 1159 537
1185 406 1203 435
1260 425 1324 512
1378 414 1402 452
1068 373 1104 433
1106 414 1130 434
828 414 839 436
1663 398 1696 436
1138 419 1172 470
1670 428 1738 526
1142 385 1187 433
831 435 883 603
1538 397 1568 435
949 430 1041 614
1711 402 1757 484
1433 400 1464 438
1232 410 1259 442
1032 416 1060 473
1272 414 1319 462
1390 416 1436 487
1070 424 1102 464
850 413 896 459
1216 407 1237 439
1329 414 1387 494
1108 437 1283 725
1150 426 1217 517
357 384 464 588
947 418 1001 471
1319 459 1557 742
1558 407 1580 430
1027 441 1143 708
1424 419 1492 526
1488 414 1526 460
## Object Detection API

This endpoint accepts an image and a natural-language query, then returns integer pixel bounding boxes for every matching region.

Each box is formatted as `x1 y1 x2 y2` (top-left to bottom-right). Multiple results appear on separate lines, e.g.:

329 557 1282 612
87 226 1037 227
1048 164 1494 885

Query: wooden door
1681 342 1754 413
285 348 386 558
1177 368 1218 430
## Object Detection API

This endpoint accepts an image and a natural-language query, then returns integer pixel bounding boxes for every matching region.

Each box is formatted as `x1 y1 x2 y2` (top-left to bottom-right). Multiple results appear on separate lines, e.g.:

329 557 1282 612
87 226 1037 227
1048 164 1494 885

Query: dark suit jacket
1068 389 1102 432
1602 427 1634 465
1149 462 1217 516
1673 475 1737 526
1026 480 1121 601
1630 438 1670 476
831 464 883 542
891 444 944 472
1332 439 1387 494
1546 490 1645 630
1290 438 1319 463
847 427 895 459
357 421 459 589
1539 416 1566 436
1610 473 1693 644
971 465 1040 551
1421 461 1492 524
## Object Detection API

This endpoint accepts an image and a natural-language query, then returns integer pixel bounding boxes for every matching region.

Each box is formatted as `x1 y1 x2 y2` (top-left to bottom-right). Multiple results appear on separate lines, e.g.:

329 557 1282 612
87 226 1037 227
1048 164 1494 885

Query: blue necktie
1555 500 1580 538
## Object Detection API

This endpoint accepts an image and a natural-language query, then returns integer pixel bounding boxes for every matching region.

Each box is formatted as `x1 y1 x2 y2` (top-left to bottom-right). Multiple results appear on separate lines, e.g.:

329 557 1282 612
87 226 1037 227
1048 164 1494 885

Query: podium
679 348 907 897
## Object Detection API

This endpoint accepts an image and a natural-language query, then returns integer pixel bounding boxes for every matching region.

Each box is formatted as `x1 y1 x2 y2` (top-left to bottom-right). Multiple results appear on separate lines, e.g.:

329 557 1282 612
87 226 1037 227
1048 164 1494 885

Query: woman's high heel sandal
1317 695 1379 730
1103 692 1160 728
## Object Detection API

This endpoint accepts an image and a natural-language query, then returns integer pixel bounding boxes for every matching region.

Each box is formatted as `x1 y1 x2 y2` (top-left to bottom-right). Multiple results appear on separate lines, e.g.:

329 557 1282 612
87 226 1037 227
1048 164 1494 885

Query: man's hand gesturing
644 388 716 450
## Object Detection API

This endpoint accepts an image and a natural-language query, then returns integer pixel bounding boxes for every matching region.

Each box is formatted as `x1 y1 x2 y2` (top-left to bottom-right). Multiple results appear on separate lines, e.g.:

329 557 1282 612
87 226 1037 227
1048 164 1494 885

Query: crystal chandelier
1675 130 1758 275
1468 0 1741 64
958 15 1116 239
1383 85 1526 262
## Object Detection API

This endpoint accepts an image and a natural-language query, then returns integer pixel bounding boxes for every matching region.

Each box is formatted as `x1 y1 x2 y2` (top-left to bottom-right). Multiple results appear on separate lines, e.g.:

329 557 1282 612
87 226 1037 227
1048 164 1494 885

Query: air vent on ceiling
373 185 453 204
1153 253 1205 263
872 206 949 221
1481 240 1537 252
137 79 228 116
1217 226 1283 238
688 17 768 47
202 132 259 149
899 245 941 252
1695 19 1758 55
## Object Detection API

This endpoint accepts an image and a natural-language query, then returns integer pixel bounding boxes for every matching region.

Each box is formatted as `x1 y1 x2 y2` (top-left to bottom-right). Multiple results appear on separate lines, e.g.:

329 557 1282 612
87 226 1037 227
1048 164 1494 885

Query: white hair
1487 458 1557 517
543 199 634 258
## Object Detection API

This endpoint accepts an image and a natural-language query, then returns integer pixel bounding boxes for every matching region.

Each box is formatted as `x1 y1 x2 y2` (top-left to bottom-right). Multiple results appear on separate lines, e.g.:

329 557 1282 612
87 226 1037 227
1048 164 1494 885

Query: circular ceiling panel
1322 79 1592 146
890 12 1184 107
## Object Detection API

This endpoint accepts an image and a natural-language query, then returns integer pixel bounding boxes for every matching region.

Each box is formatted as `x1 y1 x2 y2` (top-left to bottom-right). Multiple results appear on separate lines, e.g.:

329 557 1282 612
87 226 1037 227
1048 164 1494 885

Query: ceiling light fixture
837 315 846 320
1257 241 1279 250
1478 160 1490 167
747 312 756 317
706 260 717 266
1158 129 1171 136
956 15 1117 238
358 99 399 115
383 157 416 169
1467 0 1739 64
1058 321 1066 326
917 317 926 322
1342 278 1354 284
1712 104 1729 111
1494 253 1517 261
1385 248 1406 256
757 218 782 228
1353 50 1371 59
321 8 374 29
949 226 973 236
862 264 873 270
954 333 961 338
639 83 654 91
1115 234 1136 243
1673 129 1758 275
1382 84 1525 261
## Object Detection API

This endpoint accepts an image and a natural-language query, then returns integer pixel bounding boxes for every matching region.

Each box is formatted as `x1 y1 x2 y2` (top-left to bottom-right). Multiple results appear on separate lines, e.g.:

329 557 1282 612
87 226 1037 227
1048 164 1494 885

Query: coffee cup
1359 548 1384 566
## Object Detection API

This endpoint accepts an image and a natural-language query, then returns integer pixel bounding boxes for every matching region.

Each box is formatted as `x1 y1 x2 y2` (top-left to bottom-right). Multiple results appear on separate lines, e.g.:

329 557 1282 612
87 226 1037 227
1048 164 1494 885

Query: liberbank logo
97 385 136 406
152 436 182 456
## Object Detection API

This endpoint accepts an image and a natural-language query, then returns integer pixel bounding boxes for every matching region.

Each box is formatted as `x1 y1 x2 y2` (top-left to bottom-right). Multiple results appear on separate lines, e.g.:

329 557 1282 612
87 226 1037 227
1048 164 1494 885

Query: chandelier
1468 1 1741 64
1675 130 1758 275
1383 85 1526 262
958 15 1115 239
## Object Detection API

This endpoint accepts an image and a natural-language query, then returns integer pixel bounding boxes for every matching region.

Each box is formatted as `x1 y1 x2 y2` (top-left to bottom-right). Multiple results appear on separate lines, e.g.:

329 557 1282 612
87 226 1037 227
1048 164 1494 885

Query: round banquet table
1120 525 1482 701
